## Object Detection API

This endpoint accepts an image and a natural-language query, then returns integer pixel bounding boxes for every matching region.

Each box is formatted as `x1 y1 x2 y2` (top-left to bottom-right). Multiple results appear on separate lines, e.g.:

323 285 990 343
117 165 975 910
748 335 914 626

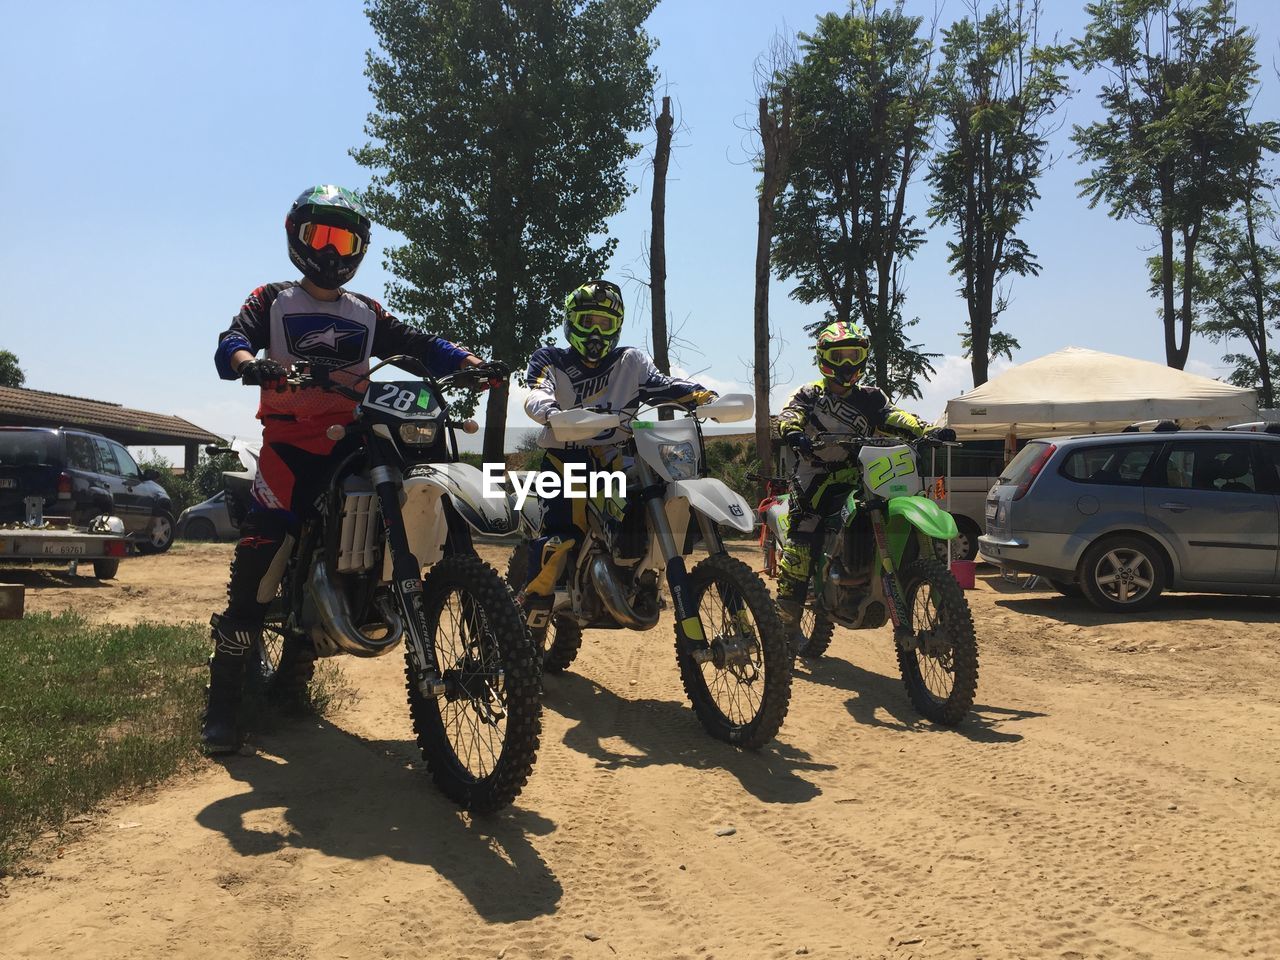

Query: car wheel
184 517 217 541
935 515 981 563
1079 535 1164 612
137 510 175 554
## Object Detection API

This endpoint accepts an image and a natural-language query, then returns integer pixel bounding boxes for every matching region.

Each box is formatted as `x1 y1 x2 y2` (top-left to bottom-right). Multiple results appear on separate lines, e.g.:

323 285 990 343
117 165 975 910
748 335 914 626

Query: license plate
0 478 16 489
43 542 86 556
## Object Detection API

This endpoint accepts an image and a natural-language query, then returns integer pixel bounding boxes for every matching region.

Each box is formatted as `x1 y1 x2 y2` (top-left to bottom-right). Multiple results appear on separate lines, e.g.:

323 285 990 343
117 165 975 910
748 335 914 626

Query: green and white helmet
564 279 624 363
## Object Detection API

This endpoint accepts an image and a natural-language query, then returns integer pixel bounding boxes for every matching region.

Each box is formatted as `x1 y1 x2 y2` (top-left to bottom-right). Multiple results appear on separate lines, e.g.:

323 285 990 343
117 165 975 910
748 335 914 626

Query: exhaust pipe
310 558 404 658
588 553 660 630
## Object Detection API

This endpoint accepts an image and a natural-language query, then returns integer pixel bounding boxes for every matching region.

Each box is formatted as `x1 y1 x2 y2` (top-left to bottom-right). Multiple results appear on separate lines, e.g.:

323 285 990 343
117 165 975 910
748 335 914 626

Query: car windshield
998 441 1051 485
0 431 58 467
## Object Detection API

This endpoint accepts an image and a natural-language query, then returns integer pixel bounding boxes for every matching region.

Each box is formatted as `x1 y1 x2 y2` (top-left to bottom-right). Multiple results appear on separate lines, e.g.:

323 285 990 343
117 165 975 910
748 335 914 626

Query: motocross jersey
214 282 470 423
777 380 929 470
524 345 711 448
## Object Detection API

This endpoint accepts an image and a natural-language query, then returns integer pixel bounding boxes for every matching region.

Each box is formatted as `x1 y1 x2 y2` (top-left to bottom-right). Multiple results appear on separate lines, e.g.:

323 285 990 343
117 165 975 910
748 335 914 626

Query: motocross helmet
815 320 870 387
285 185 371 289
564 279 624 364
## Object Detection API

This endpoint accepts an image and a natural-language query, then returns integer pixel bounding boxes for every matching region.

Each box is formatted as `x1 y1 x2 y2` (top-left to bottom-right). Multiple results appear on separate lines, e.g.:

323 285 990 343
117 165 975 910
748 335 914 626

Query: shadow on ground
797 653 1044 744
542 671 833 805
195 716 562 923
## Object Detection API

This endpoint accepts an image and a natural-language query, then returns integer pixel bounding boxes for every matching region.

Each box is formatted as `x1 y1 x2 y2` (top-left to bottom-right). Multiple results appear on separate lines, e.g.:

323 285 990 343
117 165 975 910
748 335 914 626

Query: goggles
820 342 869 366
573 312 622 336
298 222 363 257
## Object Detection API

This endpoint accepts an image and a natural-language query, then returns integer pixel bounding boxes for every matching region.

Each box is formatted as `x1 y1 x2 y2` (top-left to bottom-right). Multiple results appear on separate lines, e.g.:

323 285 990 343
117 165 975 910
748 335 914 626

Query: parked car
980 431 1280 611
176 491 239 541
0 426 175 553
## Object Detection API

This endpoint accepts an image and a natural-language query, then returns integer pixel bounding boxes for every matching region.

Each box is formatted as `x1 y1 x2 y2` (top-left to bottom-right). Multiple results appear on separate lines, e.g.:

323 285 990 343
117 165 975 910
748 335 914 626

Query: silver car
979 431 1280 611
175 491 239 541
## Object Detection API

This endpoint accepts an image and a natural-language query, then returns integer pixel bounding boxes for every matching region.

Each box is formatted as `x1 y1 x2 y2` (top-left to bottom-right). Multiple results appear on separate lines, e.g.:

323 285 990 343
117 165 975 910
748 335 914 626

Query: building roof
0 385 223 447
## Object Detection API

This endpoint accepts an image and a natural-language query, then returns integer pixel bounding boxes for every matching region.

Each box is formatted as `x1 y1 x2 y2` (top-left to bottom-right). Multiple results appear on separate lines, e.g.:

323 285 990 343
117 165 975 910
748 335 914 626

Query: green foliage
136 449 241 516
0 349 24 388
928 1 1070 386
1072 0 1279 368
355 0 658 457
0 613 208 872
704 438 762 519
770 1 938 400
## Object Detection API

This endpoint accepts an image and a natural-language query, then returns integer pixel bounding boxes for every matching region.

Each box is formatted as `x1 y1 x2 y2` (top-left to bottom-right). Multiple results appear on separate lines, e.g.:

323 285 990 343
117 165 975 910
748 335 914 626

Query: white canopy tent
939 346 1258 442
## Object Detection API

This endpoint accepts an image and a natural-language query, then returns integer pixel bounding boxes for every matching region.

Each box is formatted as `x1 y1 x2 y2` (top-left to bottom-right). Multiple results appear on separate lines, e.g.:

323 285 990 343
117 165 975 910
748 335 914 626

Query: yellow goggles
574 312 621 335
821 343 869 366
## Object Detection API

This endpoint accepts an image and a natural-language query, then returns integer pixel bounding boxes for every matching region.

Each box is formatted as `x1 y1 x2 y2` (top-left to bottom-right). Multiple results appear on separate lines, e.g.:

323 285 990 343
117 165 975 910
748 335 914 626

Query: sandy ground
1 540 1278 960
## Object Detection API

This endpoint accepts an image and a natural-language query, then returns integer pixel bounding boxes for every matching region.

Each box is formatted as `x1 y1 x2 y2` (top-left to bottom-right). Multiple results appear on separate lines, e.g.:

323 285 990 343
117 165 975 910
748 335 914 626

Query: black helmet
285 185 371 289
564 279 624 364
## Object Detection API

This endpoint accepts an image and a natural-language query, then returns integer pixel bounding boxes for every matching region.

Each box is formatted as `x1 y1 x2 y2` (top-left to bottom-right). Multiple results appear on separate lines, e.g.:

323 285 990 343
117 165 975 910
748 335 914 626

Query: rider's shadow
796 656 1044 744
195 716 562 923
543 671 833 805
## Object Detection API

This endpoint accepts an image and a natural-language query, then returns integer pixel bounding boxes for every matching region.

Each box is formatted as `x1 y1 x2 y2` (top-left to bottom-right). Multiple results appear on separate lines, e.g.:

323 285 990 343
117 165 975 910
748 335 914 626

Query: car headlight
659 441 699 480
398 422 439 446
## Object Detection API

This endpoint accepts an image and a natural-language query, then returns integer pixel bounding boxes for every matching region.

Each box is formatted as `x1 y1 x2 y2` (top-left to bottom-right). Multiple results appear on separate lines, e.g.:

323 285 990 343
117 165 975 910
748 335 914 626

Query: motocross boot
202 614 253 755
517 537 576 640
775 596 809 657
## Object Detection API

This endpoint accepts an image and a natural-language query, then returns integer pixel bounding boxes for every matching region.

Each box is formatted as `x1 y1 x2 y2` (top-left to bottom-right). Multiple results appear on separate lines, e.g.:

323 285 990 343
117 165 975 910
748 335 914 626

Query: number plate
0 478 16 489
43 542 86 556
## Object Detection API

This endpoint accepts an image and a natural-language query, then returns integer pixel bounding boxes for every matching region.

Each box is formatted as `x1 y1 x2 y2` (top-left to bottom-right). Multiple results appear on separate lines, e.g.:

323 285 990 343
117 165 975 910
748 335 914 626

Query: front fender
668 478 754 534
887 494 959 541
406 463 517 536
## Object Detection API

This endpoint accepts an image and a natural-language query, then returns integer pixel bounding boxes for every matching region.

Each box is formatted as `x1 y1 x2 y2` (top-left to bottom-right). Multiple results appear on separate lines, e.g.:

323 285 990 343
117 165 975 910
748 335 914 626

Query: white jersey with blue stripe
524 345 707 448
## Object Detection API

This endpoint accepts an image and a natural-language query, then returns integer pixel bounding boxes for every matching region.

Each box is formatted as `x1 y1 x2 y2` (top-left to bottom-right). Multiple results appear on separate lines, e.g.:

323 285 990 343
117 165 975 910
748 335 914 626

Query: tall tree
927 0 1070 387
651 94 673 377
751 37 794 472
771 1 939 400
1152 183 1280 407
1073 0 1275 370
0 350 24 388
355 0 658 460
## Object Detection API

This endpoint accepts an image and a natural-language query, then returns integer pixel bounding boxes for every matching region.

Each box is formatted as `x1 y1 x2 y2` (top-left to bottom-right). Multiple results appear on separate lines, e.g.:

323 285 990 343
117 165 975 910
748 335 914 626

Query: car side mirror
142 469 161 482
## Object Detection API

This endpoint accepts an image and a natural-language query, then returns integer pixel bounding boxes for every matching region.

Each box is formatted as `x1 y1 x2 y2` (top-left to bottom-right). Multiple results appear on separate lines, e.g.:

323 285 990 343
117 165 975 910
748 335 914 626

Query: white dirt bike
506 394 793 749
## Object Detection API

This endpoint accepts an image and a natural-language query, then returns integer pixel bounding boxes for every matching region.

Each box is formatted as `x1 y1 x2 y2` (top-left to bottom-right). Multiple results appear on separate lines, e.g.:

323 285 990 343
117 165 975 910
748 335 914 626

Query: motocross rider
205 185 503 754
517 279 716 635
774 320 954 643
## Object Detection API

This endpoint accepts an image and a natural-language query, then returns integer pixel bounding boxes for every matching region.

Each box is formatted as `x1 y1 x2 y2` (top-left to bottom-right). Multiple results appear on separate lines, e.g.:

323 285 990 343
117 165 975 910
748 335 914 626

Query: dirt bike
506 394 793 749
222 357 541 812
757 434 979 726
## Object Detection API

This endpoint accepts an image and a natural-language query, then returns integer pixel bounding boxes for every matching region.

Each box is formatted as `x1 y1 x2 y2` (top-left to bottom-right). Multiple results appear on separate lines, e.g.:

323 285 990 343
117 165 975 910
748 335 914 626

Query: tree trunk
754 97 775 475
970 293 991 387
483 280 516 463
1160 224 1181 368
1243 194 1274 408
652 96 673 420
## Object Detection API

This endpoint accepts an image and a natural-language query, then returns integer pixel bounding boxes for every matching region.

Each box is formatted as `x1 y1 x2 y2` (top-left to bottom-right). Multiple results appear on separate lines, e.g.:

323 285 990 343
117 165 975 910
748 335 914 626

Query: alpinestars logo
284 314 369 367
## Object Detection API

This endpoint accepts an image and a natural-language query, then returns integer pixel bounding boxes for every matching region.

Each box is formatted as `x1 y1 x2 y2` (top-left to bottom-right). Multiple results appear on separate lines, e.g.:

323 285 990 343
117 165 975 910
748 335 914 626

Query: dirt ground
1 540 1278 959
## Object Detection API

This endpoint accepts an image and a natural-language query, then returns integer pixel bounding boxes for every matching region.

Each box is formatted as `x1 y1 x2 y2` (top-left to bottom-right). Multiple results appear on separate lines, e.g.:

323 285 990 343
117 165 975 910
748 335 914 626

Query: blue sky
3 0 1279 456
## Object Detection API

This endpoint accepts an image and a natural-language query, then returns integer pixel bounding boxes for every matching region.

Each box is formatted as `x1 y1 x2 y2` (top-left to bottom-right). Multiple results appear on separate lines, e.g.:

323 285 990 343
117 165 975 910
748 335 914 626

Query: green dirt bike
758 434 979 726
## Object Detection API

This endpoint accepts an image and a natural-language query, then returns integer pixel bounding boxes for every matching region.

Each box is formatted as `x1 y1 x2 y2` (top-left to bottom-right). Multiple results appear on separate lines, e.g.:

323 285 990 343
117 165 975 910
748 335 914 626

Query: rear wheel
136 510 175 554
505 541 583 673
184 517 217 541
794 605 835 660
896 557 979 726
409 554 542 813
677 554 792 749
92 559 119 580
1079 535 1165 612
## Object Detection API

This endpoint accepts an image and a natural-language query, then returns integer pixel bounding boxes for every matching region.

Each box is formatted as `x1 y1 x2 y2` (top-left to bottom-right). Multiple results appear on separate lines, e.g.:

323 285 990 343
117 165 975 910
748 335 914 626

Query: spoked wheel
676 554 793 749
504 541 583 673
253 622 315 707
794 605 835 660
895 557 979 726
409 554 542 813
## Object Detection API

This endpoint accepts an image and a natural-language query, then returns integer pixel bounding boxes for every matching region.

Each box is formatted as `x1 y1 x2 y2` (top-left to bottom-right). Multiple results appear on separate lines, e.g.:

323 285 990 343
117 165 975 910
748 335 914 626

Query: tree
0 349 25 388
651 94 673 377
355 0 658 461
1073 0 1277 370
1152 182 1280 407
771 1 939 400
750 36 795 474
927 0 1070 387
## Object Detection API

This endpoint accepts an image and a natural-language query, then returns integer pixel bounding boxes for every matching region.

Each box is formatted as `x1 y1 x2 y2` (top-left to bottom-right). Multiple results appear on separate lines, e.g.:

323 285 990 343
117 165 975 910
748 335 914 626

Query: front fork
868 508 914 648
370 454 446 698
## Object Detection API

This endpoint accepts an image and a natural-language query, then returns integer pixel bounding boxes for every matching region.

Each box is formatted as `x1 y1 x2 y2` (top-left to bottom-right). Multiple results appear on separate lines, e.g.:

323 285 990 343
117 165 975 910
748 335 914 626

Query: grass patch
0 612 208 874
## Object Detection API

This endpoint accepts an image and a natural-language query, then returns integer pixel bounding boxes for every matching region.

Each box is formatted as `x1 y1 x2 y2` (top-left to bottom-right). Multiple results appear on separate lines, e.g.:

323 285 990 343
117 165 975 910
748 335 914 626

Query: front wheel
136 510 175 554
409 554 542 813
896 557 979 726
677 554 793 749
